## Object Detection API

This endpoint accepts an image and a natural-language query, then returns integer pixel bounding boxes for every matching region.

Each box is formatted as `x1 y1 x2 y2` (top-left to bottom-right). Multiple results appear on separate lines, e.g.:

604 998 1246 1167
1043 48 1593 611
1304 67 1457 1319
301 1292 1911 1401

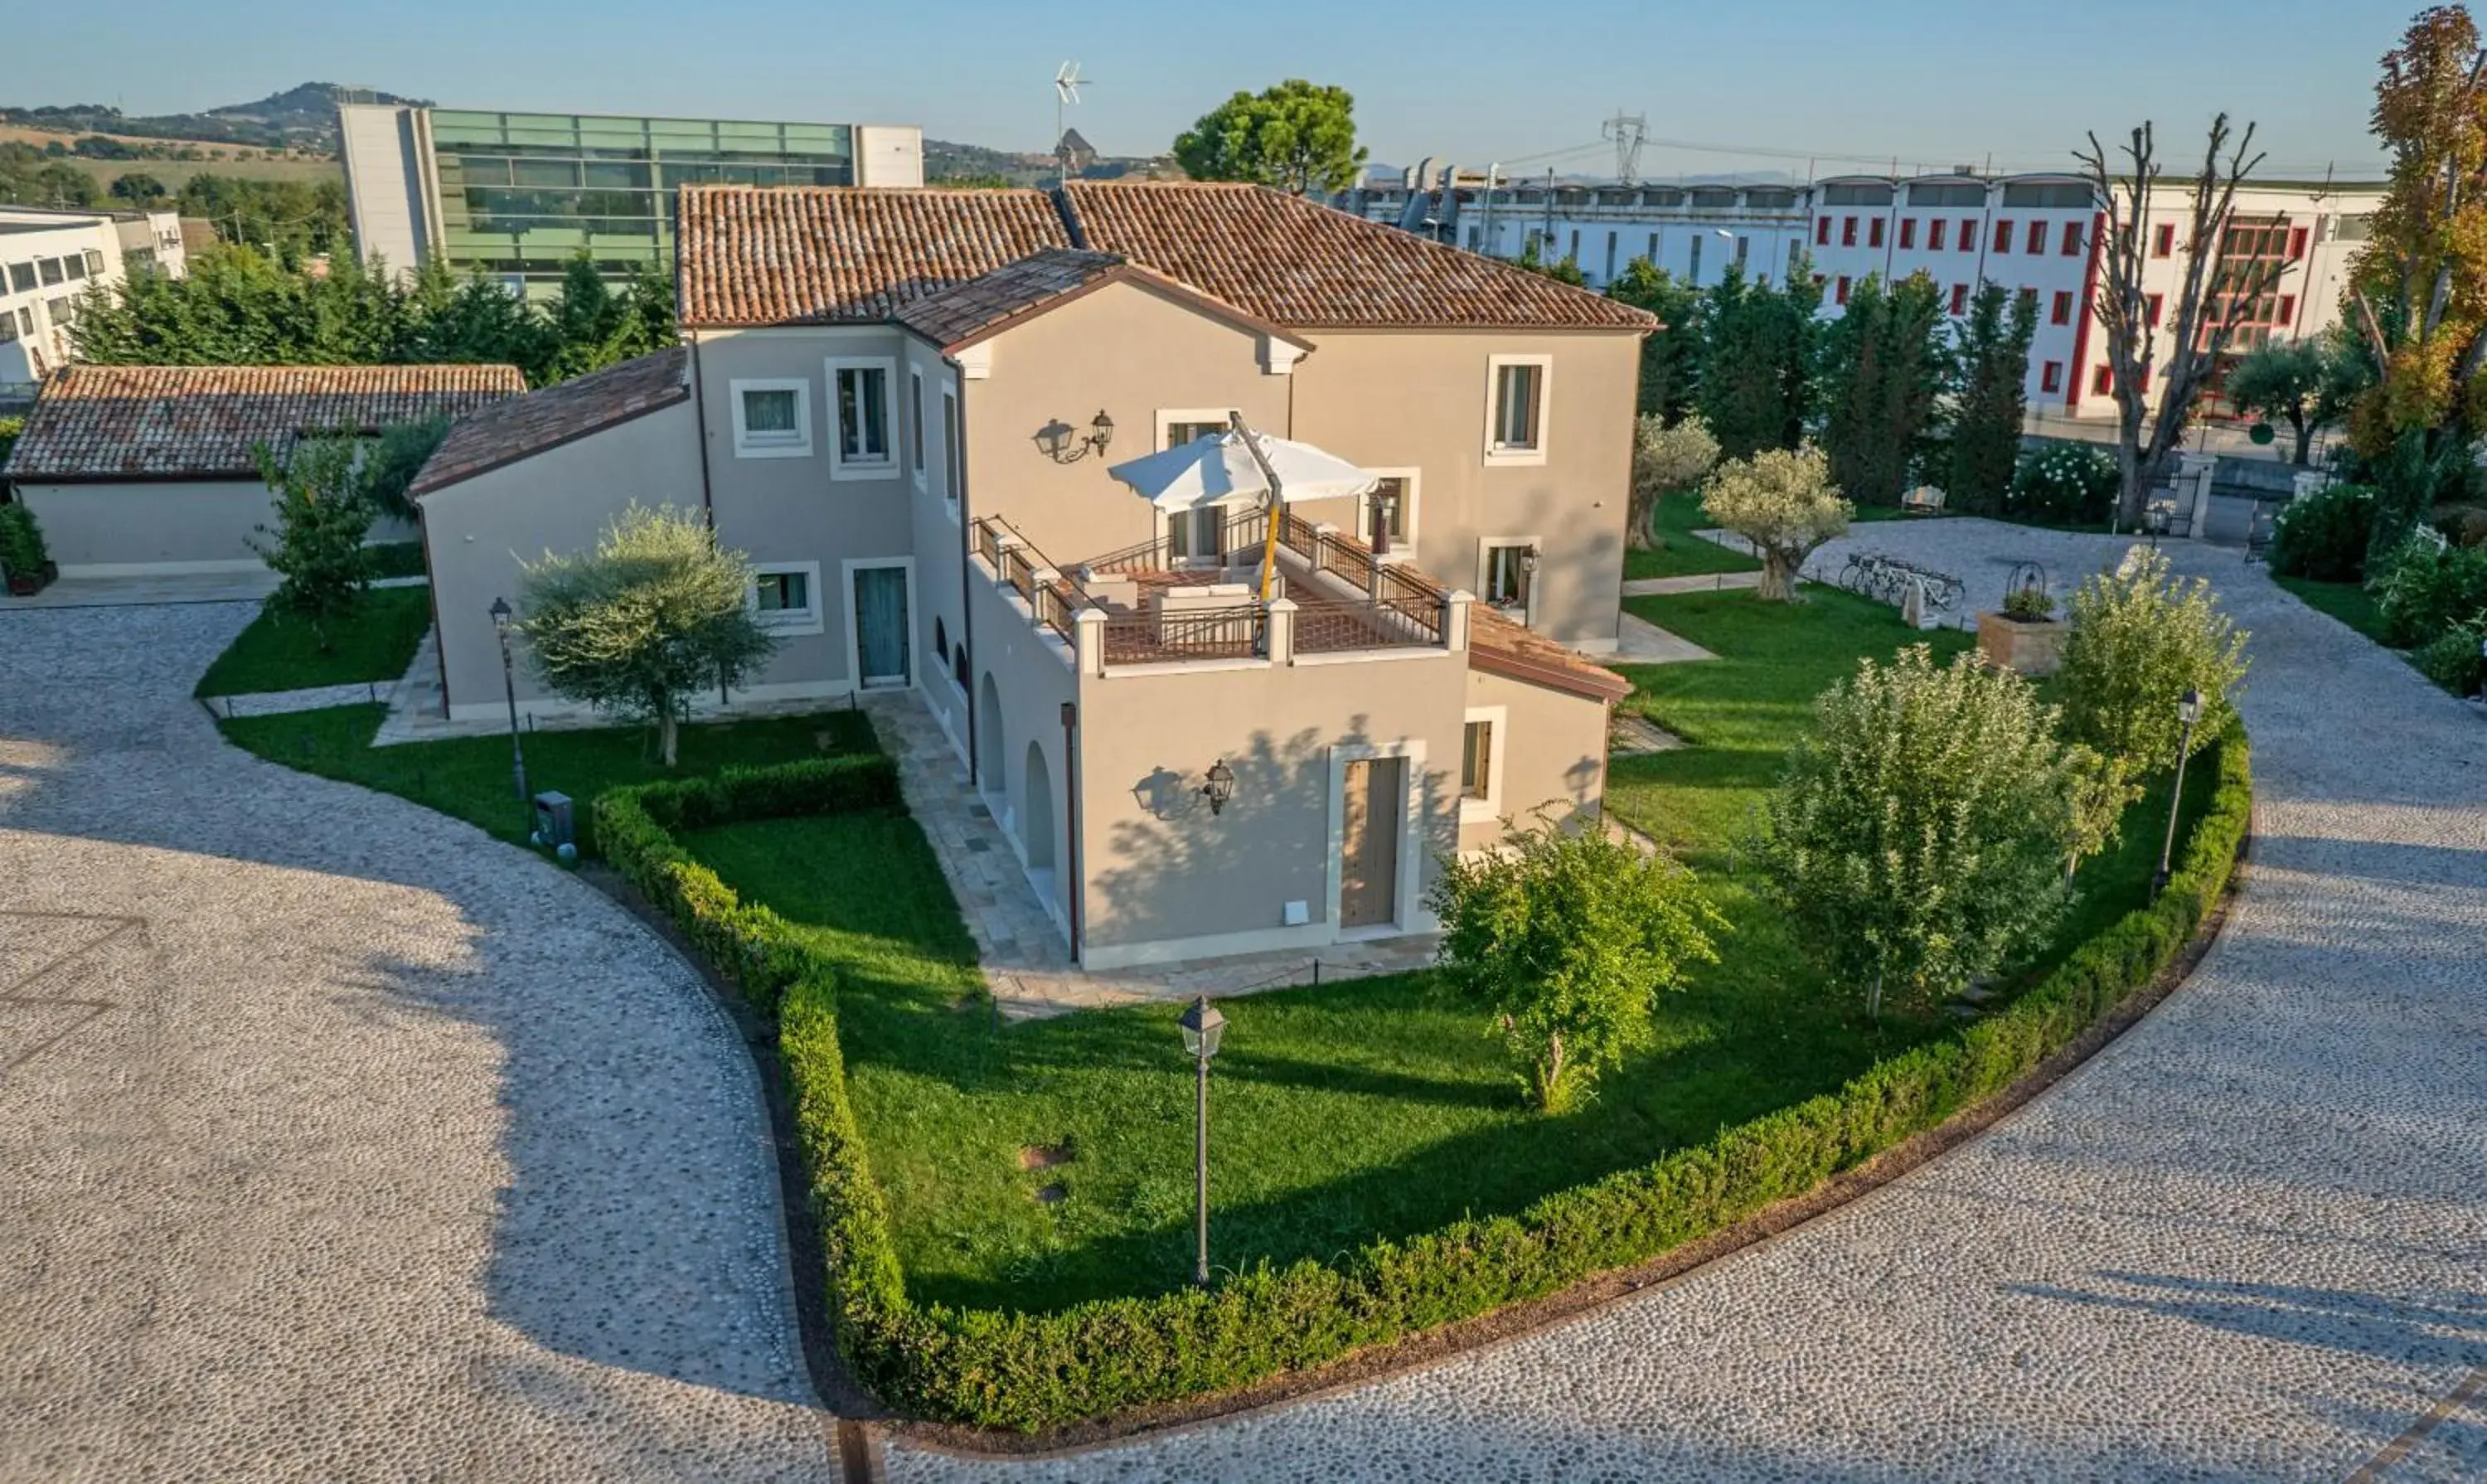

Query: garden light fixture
1176 994 1227 1286
2154 686 2205 896
1200 758 1236 816
489 597 530 818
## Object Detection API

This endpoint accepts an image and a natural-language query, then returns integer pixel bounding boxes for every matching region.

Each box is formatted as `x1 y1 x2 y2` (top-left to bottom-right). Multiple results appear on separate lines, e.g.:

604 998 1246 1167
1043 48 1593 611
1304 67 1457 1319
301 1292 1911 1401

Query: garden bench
1902 486 1947 516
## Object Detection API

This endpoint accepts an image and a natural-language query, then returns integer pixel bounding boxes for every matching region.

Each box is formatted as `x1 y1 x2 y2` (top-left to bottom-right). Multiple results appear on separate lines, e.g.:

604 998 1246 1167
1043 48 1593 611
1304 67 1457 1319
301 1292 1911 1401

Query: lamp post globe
490 596 531 821
1177 994 1225 1286
2154 687 2207 896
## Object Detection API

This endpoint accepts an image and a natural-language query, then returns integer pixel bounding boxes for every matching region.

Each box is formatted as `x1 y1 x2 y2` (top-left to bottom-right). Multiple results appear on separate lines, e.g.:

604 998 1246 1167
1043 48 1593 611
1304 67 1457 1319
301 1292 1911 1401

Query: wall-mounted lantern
1200 758 1236 816
1038 409 1117 463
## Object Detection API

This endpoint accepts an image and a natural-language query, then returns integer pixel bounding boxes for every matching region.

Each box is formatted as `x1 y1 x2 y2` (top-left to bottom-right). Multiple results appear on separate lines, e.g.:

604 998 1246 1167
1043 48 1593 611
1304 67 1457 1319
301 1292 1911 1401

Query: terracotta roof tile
410 347 690 498
675 182 1656 334
676 186 1072 328
1467 604 1633 702
4 363 526 482
892 248 1127 348
1062 182 1656 332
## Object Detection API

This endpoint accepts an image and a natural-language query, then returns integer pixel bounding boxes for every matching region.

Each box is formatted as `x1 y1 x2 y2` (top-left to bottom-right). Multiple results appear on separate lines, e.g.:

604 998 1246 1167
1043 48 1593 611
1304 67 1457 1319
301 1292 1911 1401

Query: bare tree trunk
659 708 680 767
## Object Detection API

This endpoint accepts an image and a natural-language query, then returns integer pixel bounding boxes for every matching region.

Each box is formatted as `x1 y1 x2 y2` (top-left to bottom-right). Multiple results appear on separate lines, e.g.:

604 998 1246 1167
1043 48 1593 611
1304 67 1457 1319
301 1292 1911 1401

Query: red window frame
2278 294 2296 325
2153 222 2175 258
1949 283 1969 315
1816 216 1831 245
2091 364 2112 395
1898 218 1916 250
2050 290 2072 325
2060 221 2082 255
2040 361 2063 394
1835 275 1852 305
1960 218 1978 251
1842 216 1858 246
1869 216 1885 249
2288 226 2309 259
1995 220 2014 253
2146 293 2164 328
1929 219 1948 251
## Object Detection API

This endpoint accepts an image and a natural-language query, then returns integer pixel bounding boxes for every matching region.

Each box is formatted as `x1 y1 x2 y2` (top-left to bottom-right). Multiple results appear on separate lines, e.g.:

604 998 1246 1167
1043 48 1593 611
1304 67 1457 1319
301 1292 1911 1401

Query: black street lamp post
1176 994 1226 1287
2153 686 2204 896
490 597 530 821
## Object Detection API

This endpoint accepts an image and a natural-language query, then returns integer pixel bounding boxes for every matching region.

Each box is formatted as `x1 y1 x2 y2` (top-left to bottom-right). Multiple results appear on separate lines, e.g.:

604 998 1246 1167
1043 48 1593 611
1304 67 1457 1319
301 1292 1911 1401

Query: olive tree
1628 413 1721 550
2058 546 2250 769
1700 446 1852 601
517 504 778 765
1750 647 2090 1018
1427 813 1723 1113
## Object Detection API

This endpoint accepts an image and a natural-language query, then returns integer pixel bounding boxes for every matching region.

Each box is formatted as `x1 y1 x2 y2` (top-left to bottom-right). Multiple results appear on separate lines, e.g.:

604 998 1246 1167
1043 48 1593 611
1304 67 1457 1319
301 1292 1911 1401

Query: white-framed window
1459 705 1507 822
1360 468 1421 552
827 355 899 479
1155 407 1236 450
941 385 963 522
1479 537 1539 615
730 377 812 458
1158 408 1240 564
749 560 825 636
908 366 929 490
1485 355 1551 464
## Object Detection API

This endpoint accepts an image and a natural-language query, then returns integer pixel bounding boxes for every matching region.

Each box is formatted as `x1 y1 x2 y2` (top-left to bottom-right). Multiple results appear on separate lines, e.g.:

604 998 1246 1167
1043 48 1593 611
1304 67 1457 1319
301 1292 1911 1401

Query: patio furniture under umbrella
1107 413 1376 600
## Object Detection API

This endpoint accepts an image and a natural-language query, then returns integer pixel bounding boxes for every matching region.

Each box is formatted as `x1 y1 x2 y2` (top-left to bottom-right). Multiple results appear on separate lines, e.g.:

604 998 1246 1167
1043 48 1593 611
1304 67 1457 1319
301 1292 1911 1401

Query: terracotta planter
1978 611 2069 677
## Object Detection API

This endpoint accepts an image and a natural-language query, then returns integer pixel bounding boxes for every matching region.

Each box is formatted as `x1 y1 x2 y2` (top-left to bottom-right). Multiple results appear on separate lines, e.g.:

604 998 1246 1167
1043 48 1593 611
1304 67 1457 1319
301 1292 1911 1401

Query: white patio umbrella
1106 413 1376 599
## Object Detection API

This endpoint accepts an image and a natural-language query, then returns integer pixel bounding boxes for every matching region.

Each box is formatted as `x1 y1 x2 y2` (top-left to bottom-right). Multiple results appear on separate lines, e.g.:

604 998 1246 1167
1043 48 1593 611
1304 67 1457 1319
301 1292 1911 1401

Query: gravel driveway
0 602 833 1482
888 522 2487 1482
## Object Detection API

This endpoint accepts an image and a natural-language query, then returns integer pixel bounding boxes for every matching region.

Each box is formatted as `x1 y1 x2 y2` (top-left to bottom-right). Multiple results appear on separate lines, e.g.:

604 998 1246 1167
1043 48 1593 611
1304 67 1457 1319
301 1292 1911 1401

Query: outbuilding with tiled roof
4 362 524 578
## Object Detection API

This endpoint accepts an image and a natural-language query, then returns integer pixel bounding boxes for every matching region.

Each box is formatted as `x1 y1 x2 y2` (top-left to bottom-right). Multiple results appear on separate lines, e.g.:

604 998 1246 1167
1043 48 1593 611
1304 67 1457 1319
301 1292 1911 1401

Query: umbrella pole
1229 411 1287 604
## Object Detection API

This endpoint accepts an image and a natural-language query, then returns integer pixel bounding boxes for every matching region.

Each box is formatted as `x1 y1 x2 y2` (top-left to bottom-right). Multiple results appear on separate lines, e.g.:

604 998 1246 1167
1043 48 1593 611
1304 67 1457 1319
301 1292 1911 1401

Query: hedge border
594 725 2252 1437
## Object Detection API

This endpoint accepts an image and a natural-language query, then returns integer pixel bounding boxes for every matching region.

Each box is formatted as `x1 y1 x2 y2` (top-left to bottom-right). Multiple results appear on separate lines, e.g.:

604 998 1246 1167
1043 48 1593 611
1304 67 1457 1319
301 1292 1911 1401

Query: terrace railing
973 516 1093 644
1101 604 1266 666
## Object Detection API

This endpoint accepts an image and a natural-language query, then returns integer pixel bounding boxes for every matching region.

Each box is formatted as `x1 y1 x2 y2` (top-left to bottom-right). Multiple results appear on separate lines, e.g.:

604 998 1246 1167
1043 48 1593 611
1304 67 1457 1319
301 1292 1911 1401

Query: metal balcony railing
1101 604 1266 666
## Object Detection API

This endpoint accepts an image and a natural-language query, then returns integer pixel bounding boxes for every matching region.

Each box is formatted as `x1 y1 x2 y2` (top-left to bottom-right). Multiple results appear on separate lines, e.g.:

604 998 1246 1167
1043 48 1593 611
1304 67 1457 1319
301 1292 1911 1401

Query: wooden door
1339 758 1403 929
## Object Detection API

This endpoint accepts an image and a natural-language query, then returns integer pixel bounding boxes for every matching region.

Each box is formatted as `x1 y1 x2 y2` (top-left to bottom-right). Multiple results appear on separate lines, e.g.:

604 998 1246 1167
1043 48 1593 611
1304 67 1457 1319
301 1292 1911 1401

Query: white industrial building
0 205 187 384
1335 166 2382 421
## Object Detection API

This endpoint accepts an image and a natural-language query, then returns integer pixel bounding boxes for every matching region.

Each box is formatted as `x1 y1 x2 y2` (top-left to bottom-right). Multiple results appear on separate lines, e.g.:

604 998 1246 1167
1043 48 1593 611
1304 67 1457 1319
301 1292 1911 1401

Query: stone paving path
887 520 2487 1482
0 600 832 1482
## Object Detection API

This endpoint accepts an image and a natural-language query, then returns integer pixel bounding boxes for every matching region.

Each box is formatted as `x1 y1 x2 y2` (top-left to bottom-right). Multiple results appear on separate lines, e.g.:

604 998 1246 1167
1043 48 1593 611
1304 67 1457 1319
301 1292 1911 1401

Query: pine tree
1696 262 1821 460
1947 281 2038 514
1816 272 1949 508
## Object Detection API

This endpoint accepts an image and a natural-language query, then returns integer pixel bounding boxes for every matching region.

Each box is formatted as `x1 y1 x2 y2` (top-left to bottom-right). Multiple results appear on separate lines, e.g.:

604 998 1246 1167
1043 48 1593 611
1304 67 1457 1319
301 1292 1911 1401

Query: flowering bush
2269 483 2377 582
2009 443 2119 526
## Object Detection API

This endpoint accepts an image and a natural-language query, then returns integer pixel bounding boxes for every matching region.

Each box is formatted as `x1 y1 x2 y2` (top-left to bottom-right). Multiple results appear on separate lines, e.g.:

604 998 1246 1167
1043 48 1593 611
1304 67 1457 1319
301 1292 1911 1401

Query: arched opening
976 672 1005 791
1021 739 1055 872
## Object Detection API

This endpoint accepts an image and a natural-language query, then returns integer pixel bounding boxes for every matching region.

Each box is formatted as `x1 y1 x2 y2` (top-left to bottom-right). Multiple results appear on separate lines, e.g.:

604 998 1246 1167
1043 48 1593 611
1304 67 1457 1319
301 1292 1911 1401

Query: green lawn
2273 574 2388 644
1622 496 1921 582
677 578 2206 1316
216 702 876 855
194 585 435 697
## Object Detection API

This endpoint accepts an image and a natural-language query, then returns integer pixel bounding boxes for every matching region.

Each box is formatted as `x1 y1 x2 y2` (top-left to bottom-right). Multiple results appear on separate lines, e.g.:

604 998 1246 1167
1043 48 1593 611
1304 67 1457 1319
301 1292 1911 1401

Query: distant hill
0 84 425 157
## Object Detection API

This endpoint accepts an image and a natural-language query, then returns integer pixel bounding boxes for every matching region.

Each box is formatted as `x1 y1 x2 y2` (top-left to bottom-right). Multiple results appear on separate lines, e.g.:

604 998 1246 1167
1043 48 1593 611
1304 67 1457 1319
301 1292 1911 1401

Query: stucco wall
964 565 1080 934
1073 646 1467 966
18 480 276 575
960 279 1292 569
1456 667 1611 854
1288 329 1639 649
419 400 702 719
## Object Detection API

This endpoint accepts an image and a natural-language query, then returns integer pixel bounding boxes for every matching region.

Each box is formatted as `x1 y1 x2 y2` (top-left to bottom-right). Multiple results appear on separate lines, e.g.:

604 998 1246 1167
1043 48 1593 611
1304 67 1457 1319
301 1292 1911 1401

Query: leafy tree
1629 413 1720 549
0 146 101 208
1606 257 1703 421
1700 446 1851 600
2079 114 2289 526
1514 236 1586 285
517 505 778 766
1696 261 1820 460
357 416 454 522
1172 80 1368 194
250 434 375 650
1751 647 2089 1018
1426 812 1722 1113
2223 332 2369 465
175 174 351 261
109 172 168 202
1816 272 1951 508
399 255 560 380
1948 281 2039 514
2058 546 2250 768
2346 7 2487 557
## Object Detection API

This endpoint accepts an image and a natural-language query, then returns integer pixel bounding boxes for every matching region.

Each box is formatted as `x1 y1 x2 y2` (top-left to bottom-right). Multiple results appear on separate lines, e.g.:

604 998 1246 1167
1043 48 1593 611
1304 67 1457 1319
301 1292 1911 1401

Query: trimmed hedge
599 730 2252 1434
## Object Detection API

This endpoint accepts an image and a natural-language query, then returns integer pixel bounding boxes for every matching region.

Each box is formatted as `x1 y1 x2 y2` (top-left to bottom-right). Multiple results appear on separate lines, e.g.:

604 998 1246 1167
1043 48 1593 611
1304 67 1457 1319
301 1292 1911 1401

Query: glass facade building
429 111 856 289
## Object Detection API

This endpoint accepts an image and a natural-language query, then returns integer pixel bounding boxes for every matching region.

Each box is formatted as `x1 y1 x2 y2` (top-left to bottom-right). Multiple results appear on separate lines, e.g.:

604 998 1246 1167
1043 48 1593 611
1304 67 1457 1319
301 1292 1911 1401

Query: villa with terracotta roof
411 182 1648 968
3 363 525 577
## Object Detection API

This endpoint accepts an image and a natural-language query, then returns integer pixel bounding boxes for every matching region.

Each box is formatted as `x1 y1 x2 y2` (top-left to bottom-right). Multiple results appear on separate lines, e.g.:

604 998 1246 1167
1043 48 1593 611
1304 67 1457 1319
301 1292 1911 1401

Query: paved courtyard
885 521 2487 1482
0 601 831 1482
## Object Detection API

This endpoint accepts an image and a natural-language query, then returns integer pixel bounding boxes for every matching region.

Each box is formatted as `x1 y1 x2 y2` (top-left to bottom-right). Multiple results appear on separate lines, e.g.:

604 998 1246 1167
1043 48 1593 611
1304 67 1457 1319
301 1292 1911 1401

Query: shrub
2268 482 2376 581
0 501 50 581
2059 547 2250 768
1749 646 2087 1018
2009 443 2118 526
2371 537 2487 649
1426 813 1723 1112
1700 446 1851 601
604 739 2249 1434
2001 583 2056 621
519 504 779 765
250 434 375 647
2412 617 2487 695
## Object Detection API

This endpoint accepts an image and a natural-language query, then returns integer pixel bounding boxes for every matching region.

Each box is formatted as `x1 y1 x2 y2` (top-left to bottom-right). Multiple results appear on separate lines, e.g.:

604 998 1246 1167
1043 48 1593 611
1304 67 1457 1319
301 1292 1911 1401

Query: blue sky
20 0 2402 177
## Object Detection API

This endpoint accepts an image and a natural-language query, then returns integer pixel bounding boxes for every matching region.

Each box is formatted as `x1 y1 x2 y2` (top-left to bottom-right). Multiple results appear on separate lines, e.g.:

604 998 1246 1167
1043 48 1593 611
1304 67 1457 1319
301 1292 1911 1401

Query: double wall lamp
1038 409 1116 463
